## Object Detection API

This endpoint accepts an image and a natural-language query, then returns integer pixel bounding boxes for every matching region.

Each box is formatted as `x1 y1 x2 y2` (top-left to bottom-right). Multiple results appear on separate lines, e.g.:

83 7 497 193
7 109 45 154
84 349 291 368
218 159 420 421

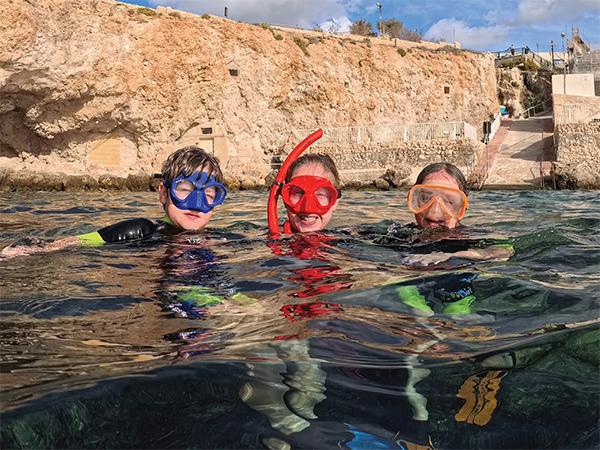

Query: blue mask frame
163 171 227 213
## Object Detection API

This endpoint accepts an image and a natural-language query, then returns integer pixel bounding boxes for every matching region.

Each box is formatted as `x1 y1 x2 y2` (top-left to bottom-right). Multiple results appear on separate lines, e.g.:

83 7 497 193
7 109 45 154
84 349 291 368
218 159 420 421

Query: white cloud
424 18 508 50
149 0 350 29
319 16 353 33
516 0 600 25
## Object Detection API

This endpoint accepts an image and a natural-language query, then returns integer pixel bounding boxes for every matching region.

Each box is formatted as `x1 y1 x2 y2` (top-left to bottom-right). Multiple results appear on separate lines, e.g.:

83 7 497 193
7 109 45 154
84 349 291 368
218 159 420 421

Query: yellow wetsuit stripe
77 231 106 247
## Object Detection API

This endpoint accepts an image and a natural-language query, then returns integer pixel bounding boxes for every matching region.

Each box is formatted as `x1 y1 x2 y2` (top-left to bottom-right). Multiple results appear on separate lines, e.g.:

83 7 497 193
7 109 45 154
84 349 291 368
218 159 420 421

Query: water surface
0 190 598 449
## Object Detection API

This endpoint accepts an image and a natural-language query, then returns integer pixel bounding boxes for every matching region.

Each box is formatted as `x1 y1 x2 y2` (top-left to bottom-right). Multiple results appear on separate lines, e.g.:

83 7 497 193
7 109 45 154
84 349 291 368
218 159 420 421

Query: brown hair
161 146 224 184
415 162 468 194
286 153 341 189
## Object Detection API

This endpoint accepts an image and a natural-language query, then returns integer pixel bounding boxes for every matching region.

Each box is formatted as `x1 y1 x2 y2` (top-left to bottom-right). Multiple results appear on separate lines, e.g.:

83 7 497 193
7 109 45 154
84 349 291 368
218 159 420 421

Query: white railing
490 114 501 138
293 121 478 146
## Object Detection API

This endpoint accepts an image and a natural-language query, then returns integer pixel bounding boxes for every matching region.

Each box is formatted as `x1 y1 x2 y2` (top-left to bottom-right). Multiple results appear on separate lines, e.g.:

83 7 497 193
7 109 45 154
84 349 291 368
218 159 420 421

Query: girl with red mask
282 153 341 233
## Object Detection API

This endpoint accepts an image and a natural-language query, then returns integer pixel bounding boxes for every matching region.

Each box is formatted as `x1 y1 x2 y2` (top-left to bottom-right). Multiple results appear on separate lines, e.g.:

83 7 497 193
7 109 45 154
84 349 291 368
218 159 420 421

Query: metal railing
494 47 555 72
522 99 552 119
292 121 478 147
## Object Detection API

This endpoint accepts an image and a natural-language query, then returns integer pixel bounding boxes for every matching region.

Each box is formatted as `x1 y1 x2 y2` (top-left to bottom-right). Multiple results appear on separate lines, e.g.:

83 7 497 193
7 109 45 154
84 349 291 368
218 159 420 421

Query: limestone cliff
0 0 498 189
497 67 552 118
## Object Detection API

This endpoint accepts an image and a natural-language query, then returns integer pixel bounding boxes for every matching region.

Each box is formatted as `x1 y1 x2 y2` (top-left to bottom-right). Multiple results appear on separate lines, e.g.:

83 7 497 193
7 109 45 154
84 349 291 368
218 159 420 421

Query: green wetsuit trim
442 295 475 315
492 243 514 251
396 285 433 313
179 287 224 307
231 292 256 304
77 231 106 247
395 285 475 315
161 215 174 226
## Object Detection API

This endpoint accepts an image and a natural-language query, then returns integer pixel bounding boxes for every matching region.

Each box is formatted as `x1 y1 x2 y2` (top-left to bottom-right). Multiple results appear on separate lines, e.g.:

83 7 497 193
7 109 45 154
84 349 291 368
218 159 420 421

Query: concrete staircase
475 116 555 189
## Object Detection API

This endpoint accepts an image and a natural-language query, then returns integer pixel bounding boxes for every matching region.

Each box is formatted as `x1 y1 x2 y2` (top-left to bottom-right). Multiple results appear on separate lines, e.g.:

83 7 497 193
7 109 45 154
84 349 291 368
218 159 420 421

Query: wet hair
286 153 341 189
415 162 468 194
161 146 224 184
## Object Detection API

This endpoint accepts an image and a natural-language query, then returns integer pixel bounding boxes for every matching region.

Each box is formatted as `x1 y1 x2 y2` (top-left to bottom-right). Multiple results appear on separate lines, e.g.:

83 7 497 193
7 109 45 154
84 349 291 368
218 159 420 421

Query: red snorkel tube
267 129 324 237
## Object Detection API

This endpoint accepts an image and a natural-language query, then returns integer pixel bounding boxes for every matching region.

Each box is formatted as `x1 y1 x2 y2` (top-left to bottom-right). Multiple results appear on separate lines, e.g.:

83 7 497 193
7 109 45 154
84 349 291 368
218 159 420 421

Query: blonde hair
161 146 223 183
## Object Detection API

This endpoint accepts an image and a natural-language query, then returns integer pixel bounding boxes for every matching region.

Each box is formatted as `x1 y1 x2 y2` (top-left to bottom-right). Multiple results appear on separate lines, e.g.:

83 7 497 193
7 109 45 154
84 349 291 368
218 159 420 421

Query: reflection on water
0 190 599 449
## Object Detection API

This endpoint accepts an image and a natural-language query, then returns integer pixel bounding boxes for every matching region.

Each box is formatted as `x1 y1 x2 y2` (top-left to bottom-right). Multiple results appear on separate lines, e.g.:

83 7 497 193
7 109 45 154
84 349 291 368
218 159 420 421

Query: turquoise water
0 190 598 449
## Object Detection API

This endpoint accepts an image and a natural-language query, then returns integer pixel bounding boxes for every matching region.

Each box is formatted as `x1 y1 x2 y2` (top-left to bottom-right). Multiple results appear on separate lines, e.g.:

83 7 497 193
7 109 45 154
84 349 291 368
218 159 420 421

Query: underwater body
0 190 598 449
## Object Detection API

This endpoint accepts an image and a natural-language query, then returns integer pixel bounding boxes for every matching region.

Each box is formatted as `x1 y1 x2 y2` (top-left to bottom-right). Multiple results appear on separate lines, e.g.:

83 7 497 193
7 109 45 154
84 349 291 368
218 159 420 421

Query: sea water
0 190 598 449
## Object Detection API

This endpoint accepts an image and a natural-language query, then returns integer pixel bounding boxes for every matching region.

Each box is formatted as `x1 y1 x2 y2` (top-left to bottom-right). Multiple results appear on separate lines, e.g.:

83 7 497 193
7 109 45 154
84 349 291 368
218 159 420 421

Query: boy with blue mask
0 146 227 257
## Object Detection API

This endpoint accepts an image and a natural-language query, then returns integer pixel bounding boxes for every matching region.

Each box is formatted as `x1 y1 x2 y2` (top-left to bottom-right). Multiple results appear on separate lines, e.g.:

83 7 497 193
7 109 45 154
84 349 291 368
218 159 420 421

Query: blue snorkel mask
163 171 227 213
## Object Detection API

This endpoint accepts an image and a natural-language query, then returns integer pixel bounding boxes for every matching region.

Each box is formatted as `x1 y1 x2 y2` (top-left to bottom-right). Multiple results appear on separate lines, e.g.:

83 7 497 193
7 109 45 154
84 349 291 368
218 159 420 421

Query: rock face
0 0 498 189
497 67 552 118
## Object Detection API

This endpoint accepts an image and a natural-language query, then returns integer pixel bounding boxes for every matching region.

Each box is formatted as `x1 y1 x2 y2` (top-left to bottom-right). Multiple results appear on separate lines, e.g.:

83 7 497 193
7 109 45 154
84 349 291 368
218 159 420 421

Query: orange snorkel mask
408 184 469 220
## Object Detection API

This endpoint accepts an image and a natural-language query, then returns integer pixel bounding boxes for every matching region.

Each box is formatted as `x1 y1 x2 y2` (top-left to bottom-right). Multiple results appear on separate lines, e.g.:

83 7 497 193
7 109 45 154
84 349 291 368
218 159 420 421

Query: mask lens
409 185 466 217
204 186 217 205
174 180 195 201
315 187 335 206
439 191 464 214
287 185 304 205
204 185 226 206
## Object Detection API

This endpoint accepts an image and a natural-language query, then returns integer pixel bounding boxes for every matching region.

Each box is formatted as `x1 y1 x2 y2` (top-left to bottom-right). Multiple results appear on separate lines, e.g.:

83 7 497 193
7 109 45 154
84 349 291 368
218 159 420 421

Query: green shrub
293 37 310 56
201 13 210 19
130 7 157 16
274 34 283 41
258 22 271 30
362 37 371 47
397 48 406 57
522 60 539 72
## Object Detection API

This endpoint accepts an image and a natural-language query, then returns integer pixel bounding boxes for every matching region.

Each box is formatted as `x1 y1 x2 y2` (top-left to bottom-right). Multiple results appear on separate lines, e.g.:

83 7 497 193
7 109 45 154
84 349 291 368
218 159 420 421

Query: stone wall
552 94 600 188
0 0 498 190
554 122 600 188
314 138 485 187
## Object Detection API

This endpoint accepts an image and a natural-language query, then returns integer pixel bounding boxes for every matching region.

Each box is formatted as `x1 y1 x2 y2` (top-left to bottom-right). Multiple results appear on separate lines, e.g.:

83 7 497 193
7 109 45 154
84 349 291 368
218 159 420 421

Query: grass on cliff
129 6 157 17
293 37 310 56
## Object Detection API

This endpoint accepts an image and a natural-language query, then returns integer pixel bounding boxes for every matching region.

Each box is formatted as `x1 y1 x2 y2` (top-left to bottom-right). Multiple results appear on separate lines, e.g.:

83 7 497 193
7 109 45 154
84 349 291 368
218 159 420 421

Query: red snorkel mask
267 129 324 237
281 175 339 216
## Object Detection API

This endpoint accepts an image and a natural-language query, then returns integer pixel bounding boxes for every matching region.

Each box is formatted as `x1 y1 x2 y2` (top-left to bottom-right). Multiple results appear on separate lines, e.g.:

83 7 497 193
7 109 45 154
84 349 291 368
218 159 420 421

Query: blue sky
123 0 600 52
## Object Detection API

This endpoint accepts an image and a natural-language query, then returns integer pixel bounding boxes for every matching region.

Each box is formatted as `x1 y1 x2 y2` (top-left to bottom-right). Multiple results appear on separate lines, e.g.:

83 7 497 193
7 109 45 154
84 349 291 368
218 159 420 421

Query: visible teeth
299 215 318 224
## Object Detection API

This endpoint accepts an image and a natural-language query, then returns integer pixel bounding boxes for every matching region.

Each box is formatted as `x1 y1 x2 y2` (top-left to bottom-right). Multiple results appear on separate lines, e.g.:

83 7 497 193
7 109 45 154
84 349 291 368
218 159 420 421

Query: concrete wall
553 94 600 124
552 73 596 96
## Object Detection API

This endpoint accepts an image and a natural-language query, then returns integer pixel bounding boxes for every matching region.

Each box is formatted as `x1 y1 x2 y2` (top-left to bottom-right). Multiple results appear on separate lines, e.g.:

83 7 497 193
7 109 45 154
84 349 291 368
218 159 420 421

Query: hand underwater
402 251 452 267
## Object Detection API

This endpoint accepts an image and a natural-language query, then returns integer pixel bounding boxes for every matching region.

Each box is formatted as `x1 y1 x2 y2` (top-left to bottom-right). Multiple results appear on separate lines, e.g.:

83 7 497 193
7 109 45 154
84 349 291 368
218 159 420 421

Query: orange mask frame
407 184 469 220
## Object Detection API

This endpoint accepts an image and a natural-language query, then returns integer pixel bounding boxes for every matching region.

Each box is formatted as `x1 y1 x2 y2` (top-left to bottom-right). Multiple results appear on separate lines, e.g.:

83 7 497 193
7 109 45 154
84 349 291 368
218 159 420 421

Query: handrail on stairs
521 99 552 119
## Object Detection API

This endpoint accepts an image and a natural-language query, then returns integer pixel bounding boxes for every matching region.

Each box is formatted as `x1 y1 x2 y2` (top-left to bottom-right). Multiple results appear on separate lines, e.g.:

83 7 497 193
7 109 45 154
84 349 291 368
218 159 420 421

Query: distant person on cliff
0 146 228 258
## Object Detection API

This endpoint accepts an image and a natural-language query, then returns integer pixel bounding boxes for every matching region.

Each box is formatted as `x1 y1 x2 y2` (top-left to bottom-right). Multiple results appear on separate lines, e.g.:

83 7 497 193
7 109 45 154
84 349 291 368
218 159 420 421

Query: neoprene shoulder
97 218 158 243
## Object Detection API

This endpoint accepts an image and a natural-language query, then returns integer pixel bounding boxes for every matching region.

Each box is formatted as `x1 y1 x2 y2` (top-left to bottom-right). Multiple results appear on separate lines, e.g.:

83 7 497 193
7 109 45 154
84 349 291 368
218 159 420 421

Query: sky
123 0 600 52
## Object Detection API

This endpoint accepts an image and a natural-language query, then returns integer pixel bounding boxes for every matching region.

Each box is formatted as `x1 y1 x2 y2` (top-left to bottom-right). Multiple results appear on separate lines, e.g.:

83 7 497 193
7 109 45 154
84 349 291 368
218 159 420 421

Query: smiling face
159 167 215 231
286 162 339 233
414 170 464 230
